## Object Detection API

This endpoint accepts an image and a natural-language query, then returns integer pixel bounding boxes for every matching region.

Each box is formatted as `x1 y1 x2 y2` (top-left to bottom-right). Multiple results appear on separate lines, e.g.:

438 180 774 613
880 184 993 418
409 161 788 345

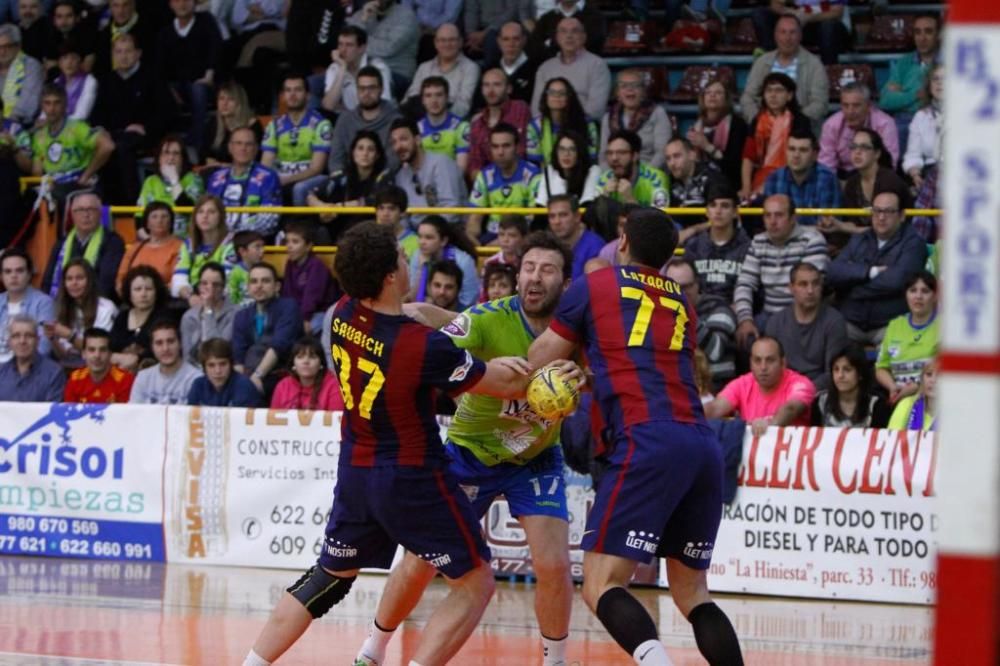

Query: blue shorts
318 465 490 580
582 421 723 569
445 441 569 521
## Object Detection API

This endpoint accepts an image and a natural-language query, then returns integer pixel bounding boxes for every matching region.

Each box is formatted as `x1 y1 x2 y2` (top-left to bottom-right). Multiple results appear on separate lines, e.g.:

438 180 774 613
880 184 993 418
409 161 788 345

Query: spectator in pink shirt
705 336 816 437
818 82 899 178
270 338 344 412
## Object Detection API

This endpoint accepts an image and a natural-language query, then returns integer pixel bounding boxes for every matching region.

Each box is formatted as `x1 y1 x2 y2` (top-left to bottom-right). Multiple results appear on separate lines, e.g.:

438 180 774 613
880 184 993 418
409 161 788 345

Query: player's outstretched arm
527 328 576 369
402 302 457 329
470 356 533 399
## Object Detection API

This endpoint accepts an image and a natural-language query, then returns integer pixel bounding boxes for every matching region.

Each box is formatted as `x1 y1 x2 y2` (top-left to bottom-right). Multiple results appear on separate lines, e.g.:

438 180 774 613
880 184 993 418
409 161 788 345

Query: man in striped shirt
733 194 828 349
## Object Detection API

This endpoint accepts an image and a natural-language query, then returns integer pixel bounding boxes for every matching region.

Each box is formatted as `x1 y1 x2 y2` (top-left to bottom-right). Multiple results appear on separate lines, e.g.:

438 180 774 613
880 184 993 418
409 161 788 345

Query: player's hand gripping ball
527 364 580 420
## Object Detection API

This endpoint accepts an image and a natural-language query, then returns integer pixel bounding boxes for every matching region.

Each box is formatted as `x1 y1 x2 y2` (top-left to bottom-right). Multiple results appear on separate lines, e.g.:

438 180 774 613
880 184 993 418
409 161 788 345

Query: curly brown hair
334 221 401 300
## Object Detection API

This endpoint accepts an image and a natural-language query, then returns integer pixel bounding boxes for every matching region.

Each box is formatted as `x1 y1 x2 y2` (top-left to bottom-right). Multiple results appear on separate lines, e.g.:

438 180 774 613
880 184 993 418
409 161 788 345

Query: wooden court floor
0 556 931 665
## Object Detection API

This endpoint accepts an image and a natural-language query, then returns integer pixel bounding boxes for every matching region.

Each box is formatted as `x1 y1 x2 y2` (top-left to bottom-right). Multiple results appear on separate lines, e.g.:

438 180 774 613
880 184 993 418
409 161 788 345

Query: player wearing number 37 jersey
244 222 533 666
529 207 744 666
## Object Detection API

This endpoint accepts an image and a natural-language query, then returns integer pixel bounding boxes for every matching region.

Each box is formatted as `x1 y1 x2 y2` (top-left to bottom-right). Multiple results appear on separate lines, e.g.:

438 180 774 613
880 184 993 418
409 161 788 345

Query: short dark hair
607 129 641 154
666 137 694 151
339 24 368 45
281 71 309 89
788 128 818 150
150 318 180 339
789 261 822 283
249 261 279 281
753 335 785 359
389 116 420 137
374 184 408 212
233 230 264 252
762 72 797 94
704 183 739 206
1 247 33 274
428 259 463 287
623 208 678 268
519 231 573 281
421 75 449 96
284 220 315 245
199 337 233 365
498 214 528 235
335 221 401 300
141 200 175 232
197 261 226 286
356 65 383 88
489 122 519 143
42 82 67 102
905 270 937 293
547 193 579 212
914 12 941 29
82 327 111 345
483 262 516 288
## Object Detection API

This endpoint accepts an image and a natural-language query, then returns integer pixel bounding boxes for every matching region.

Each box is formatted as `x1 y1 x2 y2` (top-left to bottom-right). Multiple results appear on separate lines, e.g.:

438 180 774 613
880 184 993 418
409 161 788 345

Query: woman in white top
903 64 944 190
46 258 117 369
534 129 602 207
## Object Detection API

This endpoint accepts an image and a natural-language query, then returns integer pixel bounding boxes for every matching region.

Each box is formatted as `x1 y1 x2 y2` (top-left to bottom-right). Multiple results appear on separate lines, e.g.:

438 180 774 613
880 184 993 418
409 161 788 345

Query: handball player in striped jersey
244 221 534 666
529 207 744 666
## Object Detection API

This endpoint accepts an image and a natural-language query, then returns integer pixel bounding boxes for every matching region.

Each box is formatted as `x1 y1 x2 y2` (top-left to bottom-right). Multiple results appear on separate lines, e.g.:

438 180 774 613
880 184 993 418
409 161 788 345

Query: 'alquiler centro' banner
0 403 938 604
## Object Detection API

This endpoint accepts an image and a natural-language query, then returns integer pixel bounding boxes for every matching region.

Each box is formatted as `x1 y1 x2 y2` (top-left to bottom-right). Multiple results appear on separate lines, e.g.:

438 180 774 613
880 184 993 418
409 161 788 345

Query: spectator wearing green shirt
875 271 939 406
137 135 205 238
374 184 420 261
468 122 540 245
31 83 114 212
595 129 669 208
417 76 469 174
260 73 333 207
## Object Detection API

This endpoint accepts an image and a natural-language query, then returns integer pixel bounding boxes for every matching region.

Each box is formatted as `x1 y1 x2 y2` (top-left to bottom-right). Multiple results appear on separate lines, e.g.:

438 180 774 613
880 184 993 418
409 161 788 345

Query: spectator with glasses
599 69 671 172
328 66 401 173
527 76 597 167
179 262 236 367
827 190 927 346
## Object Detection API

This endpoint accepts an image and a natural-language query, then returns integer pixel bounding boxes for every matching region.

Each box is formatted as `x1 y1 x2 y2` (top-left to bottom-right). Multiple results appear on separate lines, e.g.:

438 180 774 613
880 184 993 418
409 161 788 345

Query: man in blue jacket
826 190 927 346
232 263 304 397
187 337 263 408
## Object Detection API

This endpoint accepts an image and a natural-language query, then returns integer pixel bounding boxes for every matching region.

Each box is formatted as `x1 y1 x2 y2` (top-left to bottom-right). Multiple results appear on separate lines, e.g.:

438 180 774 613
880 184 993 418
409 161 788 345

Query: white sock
542 634 568 665
357 619 395 663
242 649 271 666
633 639 673 665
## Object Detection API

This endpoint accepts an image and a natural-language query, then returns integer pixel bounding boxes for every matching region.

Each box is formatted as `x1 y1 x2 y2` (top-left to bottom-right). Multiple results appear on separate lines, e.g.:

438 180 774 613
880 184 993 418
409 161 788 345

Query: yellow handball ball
526 365 580 421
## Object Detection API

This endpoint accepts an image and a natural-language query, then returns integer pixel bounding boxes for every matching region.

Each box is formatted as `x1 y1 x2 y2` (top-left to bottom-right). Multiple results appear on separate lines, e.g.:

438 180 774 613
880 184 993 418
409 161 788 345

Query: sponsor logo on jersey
443 313 471 339
449 350 474 382
625 530 659 555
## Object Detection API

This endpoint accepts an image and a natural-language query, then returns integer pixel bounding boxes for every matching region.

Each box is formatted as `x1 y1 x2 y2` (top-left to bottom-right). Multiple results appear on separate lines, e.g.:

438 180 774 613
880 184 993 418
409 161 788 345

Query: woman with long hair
116 201 185 296
527 77 599 166
109 265 172 373
306 130 389 240
201 81 263 165
534 129 602 207
687 79 748 190
47 258 118 368
172 195 236 307
876 271 939 404
407 215 480 310
137 135 205 237
811 345 891 427
270 337 344 411
822 128 913 248
888 358 938 432
740 72 810 202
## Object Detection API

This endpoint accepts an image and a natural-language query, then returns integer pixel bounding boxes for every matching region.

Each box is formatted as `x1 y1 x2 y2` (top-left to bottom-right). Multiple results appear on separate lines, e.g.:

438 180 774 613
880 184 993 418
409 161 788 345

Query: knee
530 549 571 583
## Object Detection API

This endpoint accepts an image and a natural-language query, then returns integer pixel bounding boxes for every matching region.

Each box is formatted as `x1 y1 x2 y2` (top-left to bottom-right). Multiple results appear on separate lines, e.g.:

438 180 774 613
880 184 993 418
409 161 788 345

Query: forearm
253 348 280 377
772 400 806 427
875 367 897 392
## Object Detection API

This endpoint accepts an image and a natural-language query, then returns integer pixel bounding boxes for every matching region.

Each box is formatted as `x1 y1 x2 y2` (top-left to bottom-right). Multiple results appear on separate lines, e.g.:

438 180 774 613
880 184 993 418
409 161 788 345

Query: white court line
0 651 185 666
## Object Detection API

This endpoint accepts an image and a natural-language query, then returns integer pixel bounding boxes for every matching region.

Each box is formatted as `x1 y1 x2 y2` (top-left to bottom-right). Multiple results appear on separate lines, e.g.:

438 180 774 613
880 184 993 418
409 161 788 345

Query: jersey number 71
620 287 688 351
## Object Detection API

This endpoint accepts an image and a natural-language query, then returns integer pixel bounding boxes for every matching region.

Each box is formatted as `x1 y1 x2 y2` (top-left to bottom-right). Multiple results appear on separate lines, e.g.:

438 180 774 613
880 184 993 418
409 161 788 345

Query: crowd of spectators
0 0 943 430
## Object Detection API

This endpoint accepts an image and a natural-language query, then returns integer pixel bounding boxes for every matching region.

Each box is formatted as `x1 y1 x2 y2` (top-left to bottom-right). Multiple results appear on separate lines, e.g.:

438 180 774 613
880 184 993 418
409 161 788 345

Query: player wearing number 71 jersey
243 221 533 666
528 207 744 666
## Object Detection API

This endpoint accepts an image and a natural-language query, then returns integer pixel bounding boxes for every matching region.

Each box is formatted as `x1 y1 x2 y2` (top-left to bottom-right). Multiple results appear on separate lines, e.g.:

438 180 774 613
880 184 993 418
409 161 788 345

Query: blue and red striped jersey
549 265 705 437
326 298 486 468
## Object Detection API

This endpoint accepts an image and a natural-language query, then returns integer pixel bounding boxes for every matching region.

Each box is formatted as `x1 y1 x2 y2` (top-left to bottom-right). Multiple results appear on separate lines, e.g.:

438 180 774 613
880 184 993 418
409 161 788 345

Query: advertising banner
0 403 166 562
710 426 939 603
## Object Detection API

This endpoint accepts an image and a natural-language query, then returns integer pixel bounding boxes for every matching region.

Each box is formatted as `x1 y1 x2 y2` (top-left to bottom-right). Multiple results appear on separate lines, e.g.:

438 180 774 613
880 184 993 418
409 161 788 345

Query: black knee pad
287 565 356 618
